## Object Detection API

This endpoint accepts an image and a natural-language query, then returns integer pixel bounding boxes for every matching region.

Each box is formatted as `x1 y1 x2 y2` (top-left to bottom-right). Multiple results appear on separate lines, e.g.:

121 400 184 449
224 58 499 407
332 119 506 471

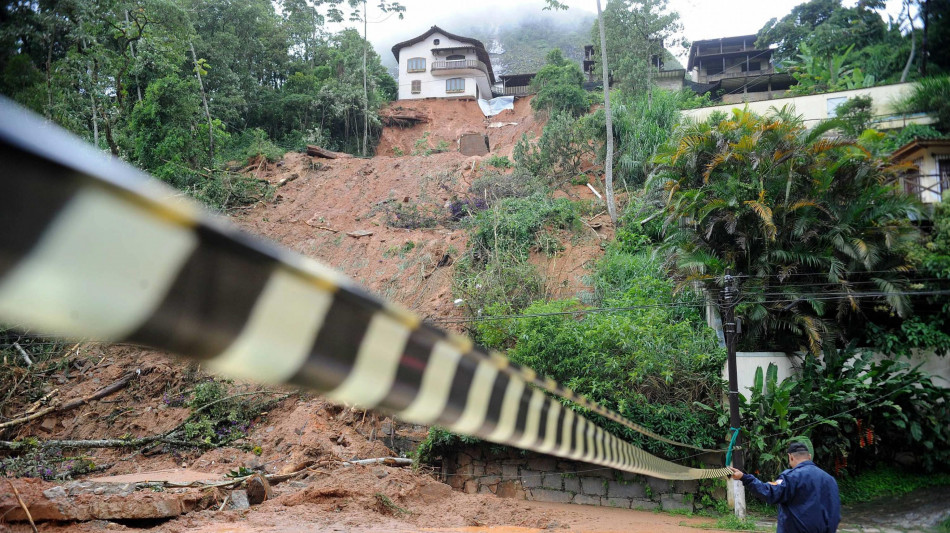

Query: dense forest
0 0 399 207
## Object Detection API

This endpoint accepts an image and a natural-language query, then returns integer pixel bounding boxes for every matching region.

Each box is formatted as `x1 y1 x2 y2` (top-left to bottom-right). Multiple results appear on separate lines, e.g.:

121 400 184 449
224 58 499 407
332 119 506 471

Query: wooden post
722 271 746 518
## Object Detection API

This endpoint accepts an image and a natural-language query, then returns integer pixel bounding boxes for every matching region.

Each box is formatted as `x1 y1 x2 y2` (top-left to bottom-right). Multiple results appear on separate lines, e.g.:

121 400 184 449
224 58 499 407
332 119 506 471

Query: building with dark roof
686 35 795 103
391 26 495 100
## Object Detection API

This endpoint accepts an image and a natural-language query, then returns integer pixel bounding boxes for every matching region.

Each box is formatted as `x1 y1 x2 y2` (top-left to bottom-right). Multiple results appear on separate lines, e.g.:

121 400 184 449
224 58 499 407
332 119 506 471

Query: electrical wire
432 288 950 325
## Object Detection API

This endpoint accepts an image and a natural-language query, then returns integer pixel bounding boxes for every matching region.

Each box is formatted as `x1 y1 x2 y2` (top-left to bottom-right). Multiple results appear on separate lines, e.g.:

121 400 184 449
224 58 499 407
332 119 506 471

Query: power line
432 288 950 325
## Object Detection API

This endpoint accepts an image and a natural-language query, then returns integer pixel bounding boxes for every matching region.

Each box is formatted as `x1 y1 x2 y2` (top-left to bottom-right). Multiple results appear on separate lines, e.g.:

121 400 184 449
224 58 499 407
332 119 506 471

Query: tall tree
594 0 682 99
596 0 616 224
649 108 921 353
757 0 887 64
544 0 619 223
342 0 404 156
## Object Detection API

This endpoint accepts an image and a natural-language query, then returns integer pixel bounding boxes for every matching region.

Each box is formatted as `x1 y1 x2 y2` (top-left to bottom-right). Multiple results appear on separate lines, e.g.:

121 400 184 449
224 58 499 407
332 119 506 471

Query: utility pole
722 270 746 518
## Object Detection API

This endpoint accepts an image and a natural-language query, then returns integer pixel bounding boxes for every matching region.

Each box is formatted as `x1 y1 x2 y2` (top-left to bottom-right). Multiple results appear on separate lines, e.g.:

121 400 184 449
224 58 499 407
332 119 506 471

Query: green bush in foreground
474 238 726 460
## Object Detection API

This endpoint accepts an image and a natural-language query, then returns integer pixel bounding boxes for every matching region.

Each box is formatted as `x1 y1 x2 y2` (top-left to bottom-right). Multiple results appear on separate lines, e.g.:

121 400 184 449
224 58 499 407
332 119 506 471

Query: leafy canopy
650 107 921 353
530 49 589 118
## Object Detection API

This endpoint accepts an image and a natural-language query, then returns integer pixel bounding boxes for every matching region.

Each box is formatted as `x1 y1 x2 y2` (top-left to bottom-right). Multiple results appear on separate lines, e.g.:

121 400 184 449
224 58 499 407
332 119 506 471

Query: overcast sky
347 0 908 65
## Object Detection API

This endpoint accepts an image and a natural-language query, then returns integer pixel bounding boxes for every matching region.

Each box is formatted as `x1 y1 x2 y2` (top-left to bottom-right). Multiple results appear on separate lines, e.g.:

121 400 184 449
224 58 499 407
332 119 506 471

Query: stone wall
442 447 723 512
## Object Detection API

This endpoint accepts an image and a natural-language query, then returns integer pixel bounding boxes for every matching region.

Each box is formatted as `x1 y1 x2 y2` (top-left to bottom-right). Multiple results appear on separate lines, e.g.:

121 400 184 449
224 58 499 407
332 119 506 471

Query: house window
433 38 440 45
938 155 950 198
446 78 465 93
826 96 847 117
411 80 421 94
407 57 426 73
446 54 465 61
706 64 723 75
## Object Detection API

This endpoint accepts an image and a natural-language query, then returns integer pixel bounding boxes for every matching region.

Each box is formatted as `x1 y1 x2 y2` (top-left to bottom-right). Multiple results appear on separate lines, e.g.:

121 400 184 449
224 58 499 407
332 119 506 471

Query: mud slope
232 96 607 323
1 97 622 533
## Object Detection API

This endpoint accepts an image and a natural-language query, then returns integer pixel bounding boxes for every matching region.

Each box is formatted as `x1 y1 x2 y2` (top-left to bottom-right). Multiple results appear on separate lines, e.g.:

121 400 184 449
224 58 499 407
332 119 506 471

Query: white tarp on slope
477 96 515 117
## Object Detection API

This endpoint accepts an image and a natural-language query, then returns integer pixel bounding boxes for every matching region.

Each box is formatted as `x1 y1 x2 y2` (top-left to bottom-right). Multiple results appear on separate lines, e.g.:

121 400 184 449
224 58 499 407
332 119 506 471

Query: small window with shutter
407 58 426 72
411 80 421 94
446 78 464 93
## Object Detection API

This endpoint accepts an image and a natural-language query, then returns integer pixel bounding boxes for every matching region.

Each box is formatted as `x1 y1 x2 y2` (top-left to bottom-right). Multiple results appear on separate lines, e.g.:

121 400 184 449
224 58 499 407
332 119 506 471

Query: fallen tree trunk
0 391 293 451
306 145 351 159
380 111 428 127
0 369 147 430
0 436 201 451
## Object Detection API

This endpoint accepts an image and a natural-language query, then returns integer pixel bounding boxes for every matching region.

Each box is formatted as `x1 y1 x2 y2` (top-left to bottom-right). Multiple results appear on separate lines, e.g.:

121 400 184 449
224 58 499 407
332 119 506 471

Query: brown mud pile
0 98 644 532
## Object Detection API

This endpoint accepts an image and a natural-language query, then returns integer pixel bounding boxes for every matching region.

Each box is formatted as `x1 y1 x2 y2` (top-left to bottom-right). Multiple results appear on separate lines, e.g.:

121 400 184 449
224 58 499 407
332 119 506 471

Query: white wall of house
726 350 950 396
725 352 799 396
682 83 936 130
895 144 950 203
395 32 493 100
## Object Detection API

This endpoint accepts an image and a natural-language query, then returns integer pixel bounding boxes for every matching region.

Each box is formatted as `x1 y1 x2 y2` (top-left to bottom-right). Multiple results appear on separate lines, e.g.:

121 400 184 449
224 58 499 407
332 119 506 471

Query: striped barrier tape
0 97 730 480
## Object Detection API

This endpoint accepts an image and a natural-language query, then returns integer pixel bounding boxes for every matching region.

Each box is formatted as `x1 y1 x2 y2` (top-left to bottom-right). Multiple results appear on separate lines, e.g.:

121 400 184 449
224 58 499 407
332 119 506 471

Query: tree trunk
190 41 214 161
45 39 53 119
362 1 369 157
126 11 142 102
596 0 617 224
919 0 928 76
103 112 120 156
901 22 916 82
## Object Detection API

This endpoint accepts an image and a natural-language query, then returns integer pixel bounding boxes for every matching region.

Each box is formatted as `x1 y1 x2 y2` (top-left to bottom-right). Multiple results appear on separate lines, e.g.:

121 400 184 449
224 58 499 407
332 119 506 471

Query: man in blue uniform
728 441 841 533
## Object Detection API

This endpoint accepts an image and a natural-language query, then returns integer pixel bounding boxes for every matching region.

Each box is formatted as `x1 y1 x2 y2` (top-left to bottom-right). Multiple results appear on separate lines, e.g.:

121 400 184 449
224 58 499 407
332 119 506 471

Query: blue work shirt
741 460 841 533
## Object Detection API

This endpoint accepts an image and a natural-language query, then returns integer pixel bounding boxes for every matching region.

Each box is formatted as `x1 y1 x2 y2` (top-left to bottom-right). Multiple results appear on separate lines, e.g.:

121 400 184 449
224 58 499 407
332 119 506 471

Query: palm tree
648 107 921 353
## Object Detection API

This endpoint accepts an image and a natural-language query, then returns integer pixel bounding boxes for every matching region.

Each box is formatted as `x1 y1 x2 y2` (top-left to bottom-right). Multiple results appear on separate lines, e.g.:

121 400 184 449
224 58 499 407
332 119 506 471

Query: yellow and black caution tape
0 97 730 480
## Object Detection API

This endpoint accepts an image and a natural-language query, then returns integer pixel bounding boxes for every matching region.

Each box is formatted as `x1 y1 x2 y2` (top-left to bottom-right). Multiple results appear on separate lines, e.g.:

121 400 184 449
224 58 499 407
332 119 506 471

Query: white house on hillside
391 26 496 101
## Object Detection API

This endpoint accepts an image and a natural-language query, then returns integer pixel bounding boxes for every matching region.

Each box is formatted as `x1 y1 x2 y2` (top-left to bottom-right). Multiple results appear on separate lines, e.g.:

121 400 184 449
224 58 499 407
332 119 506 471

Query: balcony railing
700 67 775 83
901 173 949 203
431 60 489 77
500 85 533 96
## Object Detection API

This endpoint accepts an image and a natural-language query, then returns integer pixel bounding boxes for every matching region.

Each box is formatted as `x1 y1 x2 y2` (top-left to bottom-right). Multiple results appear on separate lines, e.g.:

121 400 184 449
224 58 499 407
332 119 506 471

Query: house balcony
499 85 533 96
699 67 775 83
431 60 490 78
901 173 949 204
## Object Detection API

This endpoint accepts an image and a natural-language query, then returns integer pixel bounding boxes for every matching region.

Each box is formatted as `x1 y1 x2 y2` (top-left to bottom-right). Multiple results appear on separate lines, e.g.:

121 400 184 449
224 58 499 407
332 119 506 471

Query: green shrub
514 112 595 189
468 194 579 262
898 76 950 132
385 202 441 229
738 347 950 480
837 466 950 505
485 154 512 169
453 255 548 318
586 89 682 187
453 194 580 317
411 131 452 156
475 249 727 460
225 127 285 164
530 49 589 118
413 427 480 466
833 95 874 138
469 169 544 204
183 380 276 446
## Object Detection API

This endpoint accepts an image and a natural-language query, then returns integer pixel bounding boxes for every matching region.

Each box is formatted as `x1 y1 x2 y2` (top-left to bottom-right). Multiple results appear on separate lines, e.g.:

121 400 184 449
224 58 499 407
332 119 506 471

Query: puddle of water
842 485 950 530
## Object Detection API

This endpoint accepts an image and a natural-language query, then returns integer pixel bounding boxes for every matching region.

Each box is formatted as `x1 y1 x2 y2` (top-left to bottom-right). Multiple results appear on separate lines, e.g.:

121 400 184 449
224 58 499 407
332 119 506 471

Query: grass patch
837 466 950 505
683 514 772 531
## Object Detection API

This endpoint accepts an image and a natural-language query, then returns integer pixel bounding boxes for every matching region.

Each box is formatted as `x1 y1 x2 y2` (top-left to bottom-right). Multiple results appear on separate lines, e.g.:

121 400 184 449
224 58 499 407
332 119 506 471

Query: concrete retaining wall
442 447 723 512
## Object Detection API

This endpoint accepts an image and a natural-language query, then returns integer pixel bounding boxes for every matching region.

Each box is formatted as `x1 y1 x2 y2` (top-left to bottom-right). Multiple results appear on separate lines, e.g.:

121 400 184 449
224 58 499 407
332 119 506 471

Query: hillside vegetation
2 0 950 530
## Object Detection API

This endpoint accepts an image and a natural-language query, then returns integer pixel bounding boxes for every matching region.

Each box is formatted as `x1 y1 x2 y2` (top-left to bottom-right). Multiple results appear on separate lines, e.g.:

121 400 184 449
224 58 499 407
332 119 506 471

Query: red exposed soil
0 98 644 532
231 96 608 323
376 96 544 158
